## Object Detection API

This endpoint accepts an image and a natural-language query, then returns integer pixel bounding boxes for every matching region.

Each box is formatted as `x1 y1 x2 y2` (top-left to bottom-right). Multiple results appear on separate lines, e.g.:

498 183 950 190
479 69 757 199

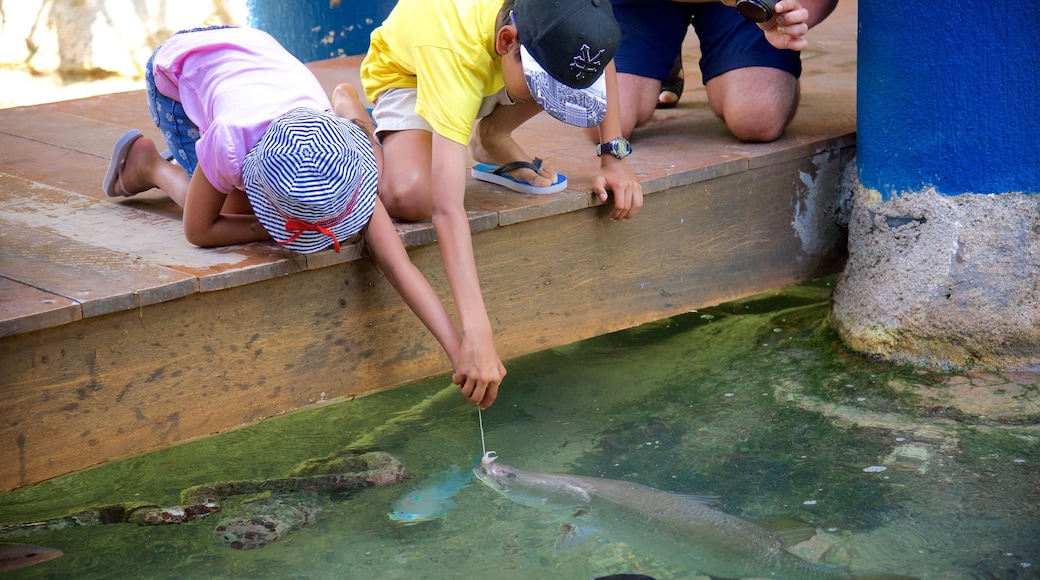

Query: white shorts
371 87 514 145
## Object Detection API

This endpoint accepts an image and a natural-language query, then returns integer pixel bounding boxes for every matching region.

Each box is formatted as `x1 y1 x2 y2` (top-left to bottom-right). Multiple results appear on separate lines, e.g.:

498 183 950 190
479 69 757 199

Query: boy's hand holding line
430 133 507 410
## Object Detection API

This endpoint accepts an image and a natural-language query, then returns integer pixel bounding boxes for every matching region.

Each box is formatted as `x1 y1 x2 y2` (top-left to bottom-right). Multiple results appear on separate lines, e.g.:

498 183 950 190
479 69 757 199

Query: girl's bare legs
116 136 253 215
115 136 191 206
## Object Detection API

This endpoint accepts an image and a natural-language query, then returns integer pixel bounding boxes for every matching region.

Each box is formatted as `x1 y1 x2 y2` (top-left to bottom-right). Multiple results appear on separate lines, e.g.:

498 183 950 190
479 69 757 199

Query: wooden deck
0 1 857 491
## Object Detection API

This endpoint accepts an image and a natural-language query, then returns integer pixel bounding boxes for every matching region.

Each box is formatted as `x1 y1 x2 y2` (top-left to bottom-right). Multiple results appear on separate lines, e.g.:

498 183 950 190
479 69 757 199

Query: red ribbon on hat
282 219 343 253
275 178 362 254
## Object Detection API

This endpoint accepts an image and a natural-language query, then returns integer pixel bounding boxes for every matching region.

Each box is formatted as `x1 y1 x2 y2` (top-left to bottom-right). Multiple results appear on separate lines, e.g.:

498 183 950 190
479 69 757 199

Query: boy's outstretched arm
595 61 643 221
364 197 462 367
431 133 507 409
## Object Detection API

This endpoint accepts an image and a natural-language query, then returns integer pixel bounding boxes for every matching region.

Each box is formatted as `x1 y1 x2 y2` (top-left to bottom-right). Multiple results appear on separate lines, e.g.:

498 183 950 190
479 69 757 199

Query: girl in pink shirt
103 25 372 253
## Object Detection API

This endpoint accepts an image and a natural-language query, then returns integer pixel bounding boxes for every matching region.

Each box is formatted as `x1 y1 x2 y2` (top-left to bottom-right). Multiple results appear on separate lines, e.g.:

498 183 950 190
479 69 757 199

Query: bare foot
113 136 165 197
332 83 376 137
658 88 681 108
656 55 684 110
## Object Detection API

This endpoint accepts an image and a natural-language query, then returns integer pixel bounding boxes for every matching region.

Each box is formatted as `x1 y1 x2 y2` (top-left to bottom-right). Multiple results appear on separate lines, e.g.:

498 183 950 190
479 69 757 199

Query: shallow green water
2 279 1037 579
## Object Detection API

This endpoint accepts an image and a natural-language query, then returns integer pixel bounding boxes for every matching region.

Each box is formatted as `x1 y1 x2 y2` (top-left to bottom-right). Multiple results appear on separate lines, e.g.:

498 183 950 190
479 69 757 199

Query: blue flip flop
102 129 143 197
471 157 567 195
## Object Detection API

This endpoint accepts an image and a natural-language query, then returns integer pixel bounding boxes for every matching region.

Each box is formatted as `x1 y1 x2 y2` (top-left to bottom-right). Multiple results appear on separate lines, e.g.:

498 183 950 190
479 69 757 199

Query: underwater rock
0 502 220 540
204 452 406 549
0 451 404 544
214 492 324 550
182 451 405 505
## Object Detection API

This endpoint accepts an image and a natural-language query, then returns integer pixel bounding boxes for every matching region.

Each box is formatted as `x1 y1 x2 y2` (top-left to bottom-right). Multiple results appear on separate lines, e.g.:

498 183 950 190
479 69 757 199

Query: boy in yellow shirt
361 0 642 409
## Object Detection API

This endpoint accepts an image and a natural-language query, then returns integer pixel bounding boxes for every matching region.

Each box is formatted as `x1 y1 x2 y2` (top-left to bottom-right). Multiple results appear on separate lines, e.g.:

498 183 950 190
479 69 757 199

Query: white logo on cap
570 44 605 81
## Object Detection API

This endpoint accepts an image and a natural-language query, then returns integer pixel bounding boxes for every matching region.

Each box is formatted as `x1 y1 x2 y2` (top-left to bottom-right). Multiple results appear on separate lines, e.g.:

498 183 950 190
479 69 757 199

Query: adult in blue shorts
611 0 838 143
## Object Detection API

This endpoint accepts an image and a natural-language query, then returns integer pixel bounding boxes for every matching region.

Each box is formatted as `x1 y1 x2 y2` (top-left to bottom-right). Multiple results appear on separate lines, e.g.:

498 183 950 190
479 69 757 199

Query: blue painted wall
857 2 1040 199
247 0 397 62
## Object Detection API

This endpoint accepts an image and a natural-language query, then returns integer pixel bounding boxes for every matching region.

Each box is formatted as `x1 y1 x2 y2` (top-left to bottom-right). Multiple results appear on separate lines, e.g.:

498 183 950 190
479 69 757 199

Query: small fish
0 543 63 572
214 492 323 550
474 453 917 580
388 463 473 525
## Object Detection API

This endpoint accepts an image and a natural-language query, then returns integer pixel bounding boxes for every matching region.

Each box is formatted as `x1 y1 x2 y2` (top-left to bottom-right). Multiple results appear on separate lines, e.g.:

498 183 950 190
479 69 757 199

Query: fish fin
754 517 817 546
553 522 596 553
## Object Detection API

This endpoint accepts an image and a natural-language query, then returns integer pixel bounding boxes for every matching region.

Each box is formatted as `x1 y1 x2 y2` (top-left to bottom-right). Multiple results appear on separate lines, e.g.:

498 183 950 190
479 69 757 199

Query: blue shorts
144 25 234 176
611 0 801 84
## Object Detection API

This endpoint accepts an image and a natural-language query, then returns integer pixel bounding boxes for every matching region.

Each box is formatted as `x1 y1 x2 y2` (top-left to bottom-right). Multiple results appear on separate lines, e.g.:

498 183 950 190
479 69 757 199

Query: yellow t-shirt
361 0 505 145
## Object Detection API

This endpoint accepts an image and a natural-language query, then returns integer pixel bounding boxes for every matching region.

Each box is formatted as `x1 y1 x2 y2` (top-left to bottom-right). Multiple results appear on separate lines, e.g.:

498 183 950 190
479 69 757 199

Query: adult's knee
707 69 798 143
726 111 788 143
714 95 792 142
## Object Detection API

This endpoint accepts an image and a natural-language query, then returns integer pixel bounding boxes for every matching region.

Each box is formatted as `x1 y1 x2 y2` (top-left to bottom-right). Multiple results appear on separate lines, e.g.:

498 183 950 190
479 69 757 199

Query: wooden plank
0 219 197 321
0 132 120 199
0 278 80 337
0 106 163 162
0 143 850 490
13 90 156 132
0 172 304 290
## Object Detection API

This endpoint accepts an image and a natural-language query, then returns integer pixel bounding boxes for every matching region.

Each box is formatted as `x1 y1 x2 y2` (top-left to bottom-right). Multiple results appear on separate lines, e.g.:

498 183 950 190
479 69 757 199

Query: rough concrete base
831 173 1040 371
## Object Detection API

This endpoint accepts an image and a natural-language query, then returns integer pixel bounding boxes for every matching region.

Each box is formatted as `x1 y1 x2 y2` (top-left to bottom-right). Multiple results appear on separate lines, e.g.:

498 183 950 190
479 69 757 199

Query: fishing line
478 407 487 458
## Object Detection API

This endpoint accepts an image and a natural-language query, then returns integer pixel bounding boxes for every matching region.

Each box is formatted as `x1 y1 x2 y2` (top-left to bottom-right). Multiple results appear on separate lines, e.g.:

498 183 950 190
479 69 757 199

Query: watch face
599 138 632 158
615 138 631 157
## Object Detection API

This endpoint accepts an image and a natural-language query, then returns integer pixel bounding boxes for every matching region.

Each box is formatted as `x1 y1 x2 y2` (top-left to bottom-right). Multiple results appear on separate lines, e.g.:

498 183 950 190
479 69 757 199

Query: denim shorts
145 25 235 176
610 0 801 84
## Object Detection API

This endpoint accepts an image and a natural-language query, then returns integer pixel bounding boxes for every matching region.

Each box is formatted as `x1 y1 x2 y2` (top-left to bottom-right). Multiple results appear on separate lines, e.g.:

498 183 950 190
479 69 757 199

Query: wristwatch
596 136 632 160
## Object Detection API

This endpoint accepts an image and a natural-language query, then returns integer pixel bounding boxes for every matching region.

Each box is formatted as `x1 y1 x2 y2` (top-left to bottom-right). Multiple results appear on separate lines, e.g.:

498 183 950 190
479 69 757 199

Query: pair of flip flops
471 157 568 195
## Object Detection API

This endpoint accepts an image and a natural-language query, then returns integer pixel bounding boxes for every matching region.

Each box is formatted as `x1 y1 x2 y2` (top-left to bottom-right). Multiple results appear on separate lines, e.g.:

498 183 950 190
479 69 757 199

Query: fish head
0 543 63 572
474 453 592 510
473 451 518 494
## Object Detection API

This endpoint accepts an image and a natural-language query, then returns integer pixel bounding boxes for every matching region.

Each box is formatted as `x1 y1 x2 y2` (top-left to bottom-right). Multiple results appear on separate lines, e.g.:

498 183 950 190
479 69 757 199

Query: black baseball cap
512 0 621 128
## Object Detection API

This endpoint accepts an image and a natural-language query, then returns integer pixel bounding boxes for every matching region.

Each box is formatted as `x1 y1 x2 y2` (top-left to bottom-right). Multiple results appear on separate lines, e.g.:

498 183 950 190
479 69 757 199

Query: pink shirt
151 27 331 194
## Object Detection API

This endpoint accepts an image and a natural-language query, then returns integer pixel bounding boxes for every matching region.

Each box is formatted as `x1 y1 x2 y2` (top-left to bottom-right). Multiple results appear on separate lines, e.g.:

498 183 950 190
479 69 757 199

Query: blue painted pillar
831 2 1040 370
246 0 397 62
857 2 1040 198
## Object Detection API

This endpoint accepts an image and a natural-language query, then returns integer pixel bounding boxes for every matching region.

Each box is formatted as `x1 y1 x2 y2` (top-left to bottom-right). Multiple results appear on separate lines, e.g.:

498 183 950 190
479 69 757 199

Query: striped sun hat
243 107 377 253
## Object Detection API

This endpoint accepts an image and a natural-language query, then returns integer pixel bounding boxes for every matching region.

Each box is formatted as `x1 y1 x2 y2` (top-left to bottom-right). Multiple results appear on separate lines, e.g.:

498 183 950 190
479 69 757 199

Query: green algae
1 277 1036 579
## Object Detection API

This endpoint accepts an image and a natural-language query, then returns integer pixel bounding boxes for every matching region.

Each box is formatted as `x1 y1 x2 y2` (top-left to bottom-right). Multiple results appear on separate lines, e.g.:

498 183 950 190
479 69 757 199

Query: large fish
0 543 63 572
388 463 473 525
474 453 916 580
